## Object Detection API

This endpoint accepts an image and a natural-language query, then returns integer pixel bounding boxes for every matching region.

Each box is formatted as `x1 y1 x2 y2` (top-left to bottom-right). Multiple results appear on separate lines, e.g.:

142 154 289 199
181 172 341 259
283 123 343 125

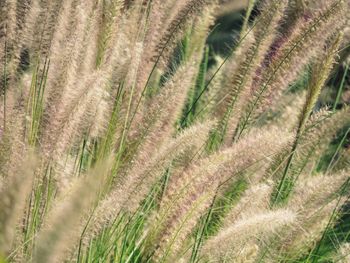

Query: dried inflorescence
202 209 296 261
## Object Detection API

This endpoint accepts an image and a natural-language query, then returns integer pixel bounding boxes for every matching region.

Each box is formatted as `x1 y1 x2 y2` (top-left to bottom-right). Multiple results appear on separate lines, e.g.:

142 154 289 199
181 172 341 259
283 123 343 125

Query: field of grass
1 0 350 262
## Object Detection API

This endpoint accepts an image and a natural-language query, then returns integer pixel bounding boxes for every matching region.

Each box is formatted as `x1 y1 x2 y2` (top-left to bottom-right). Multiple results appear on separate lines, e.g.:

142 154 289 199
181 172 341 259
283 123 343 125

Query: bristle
333 243 350 262
275 172 349 258
0 152 37 254
298 33 343 133
223 183 273 227
202 209 296 261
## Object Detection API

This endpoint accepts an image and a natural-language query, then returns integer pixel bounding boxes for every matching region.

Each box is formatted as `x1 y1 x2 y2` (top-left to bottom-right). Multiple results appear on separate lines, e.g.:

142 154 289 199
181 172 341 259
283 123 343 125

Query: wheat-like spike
0 152 37 255
222 183 273 228
264 91 307 131
298 33 343 133
1 0 41 90
30 0 64 58
289 172 349 216
275 171 349 258
299 106 350 167
96 1 131 70
95 0 124 66
83 3 113 139
282 200 346 260
187 4 217 59
74 1 101 77
300 0 346 12
135 0 167 91
201 209 296 261
0 0 19 126
199 55 226 118
38 0 75 98
0 102 28 181
0 0 17 55
333 243 350 263
134 3 216 133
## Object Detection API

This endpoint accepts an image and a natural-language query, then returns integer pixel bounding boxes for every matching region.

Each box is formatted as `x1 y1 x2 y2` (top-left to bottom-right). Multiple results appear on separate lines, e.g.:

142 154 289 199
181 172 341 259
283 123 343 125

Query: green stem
3 37 8 130
240 0 256 40
190 191 218 263
326 128 350 174
333 63 349 111
309 181 350 263
272 136 299 205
